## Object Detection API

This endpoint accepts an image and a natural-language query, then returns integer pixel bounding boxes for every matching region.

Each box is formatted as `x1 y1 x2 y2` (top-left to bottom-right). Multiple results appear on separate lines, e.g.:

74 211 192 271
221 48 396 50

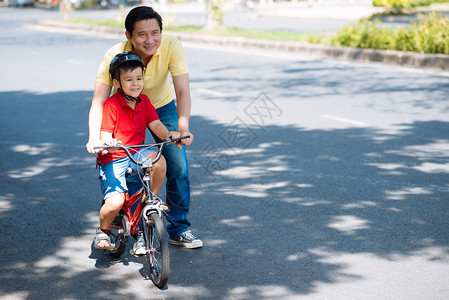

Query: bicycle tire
143 212 170 288
109 214 129 258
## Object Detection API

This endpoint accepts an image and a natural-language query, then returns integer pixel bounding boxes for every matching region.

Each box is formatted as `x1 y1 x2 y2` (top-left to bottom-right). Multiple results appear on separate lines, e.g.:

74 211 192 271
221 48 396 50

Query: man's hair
111 60 143 81
125 6 163 35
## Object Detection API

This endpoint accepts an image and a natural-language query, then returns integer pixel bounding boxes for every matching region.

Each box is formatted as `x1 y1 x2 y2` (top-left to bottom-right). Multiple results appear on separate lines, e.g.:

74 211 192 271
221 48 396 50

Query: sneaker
170 230 203 249
132 232 146 256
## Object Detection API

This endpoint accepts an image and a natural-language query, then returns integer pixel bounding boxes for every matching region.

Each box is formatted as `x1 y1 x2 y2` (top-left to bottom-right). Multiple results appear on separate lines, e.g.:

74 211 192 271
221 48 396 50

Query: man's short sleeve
96 54 113 86
141 95 159 125
168 38 189 77
96 42 130 86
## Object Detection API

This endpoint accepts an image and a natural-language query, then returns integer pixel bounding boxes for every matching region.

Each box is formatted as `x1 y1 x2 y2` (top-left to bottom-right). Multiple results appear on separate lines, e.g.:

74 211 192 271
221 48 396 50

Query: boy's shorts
98 147 156 200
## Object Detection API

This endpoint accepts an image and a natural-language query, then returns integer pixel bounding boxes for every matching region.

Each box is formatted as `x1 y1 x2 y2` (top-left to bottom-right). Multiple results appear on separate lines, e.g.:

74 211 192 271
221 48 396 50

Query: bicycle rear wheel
143 212 170 288
108 213 129 258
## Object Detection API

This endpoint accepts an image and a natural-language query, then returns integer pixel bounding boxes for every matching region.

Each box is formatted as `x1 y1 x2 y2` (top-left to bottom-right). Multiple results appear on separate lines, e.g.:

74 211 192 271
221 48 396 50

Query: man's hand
180 130 194 147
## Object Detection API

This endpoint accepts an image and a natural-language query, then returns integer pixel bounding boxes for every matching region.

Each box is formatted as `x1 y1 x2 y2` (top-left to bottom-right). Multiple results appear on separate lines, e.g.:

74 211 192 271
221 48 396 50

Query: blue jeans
151 100 191 238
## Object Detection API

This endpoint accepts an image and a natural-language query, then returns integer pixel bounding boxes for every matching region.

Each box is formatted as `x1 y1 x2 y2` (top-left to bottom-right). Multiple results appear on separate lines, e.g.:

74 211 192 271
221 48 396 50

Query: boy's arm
148 120 182 149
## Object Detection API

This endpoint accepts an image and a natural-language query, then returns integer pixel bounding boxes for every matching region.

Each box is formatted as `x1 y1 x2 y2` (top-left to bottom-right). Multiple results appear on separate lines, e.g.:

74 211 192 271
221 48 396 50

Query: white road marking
196 88 227 97
321 114 369 127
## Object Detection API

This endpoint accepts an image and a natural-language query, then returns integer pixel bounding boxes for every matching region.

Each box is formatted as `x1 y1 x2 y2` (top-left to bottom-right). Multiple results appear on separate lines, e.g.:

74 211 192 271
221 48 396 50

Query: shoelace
182 231 196 240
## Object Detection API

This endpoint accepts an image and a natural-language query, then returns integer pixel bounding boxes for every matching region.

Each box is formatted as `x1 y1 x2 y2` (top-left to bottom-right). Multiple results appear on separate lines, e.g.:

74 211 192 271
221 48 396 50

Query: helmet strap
119 88 142 103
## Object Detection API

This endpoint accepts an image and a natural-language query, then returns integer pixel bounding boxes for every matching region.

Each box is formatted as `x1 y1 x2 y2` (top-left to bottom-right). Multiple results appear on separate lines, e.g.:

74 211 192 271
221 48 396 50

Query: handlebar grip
169 136 190 144
93 144 122 150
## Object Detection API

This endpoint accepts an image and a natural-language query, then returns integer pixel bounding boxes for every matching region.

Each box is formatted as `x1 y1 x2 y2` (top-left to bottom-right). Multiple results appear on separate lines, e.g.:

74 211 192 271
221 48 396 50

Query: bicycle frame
113 187 148 237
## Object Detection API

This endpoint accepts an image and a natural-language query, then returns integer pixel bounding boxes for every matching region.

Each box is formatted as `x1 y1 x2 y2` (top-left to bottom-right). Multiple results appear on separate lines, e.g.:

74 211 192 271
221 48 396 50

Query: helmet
109 51 145 103
109 51 144 77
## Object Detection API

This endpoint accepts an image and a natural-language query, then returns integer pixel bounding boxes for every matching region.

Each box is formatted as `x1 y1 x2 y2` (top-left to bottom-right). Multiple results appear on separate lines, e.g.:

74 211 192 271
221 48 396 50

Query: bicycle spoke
143 213 169 288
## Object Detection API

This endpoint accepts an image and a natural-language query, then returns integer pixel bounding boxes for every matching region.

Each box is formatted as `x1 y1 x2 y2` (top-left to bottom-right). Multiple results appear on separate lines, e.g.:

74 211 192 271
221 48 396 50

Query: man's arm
86 81 112 153
172 73 194 146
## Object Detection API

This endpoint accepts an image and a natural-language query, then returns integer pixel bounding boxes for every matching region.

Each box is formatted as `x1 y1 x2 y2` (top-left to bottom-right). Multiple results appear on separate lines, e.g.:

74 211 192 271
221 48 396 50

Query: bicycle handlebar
94 136 190 166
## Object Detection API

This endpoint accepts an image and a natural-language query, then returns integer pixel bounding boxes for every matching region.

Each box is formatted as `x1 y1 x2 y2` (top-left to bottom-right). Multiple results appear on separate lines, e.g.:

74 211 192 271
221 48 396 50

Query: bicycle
95 136 188 288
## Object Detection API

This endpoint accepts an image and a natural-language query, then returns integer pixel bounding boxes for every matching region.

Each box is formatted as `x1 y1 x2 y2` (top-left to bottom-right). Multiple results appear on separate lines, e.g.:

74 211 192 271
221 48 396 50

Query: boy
94 51 180 250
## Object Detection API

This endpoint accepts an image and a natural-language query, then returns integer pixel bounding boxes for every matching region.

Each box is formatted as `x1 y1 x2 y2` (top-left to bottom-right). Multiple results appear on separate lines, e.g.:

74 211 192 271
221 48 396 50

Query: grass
201 27 311 42
66 18 124 28
61 18 313 42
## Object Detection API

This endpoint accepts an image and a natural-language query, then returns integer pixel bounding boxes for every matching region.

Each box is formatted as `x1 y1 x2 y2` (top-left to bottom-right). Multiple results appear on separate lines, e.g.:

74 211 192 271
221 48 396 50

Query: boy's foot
94 228 114 250
170 230 203 249
131 232 146 256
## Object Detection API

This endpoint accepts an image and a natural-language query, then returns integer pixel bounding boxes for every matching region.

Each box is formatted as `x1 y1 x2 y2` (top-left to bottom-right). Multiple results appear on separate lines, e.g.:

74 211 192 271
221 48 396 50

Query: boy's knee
154 155 167 175
104 193 126 210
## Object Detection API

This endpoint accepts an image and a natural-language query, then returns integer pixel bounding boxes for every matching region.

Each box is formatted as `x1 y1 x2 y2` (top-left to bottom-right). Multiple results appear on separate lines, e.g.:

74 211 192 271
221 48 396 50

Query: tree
59 0 72 20
205 0 224 30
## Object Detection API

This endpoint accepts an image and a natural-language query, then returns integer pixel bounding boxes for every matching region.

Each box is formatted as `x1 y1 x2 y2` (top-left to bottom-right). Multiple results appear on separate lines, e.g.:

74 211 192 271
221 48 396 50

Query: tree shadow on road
0 89 448 298
175 115 449 298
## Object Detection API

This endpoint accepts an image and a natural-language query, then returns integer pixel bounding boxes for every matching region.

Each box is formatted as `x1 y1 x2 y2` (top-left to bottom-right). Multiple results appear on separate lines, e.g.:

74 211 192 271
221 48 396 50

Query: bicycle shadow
88 243 132 269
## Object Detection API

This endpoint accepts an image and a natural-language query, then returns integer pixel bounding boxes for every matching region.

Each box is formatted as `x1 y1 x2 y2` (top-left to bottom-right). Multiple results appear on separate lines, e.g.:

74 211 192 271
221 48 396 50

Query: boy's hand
103 138 122 154
86 139 103 154
166 131 182 150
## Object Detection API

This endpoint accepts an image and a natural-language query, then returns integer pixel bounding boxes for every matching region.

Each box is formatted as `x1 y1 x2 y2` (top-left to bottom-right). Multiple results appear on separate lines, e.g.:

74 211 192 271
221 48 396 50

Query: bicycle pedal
111 215 123 226
129 248 145 257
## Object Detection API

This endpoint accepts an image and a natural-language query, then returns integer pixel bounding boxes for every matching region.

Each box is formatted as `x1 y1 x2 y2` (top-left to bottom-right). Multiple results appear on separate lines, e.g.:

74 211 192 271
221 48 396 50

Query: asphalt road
1 6 449 300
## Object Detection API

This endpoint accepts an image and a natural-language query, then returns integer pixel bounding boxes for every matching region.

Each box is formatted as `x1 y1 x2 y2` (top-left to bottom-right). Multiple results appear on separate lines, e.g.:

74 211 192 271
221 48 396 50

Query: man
86 6 202 250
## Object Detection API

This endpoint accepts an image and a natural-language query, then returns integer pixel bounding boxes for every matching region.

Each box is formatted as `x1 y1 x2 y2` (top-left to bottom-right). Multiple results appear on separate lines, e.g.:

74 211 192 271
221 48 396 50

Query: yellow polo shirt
96 35 189 109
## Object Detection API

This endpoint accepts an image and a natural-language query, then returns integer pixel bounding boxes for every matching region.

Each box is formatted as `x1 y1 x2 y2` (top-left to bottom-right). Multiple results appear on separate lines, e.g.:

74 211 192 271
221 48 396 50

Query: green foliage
78 0 98 9
331 19 396 49
373 0 411 8
373 0 449 8
332 12 449 54
396 12 449 53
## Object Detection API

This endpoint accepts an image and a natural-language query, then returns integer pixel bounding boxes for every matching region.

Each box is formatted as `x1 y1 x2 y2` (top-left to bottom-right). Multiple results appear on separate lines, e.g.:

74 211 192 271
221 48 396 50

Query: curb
35 20 449 71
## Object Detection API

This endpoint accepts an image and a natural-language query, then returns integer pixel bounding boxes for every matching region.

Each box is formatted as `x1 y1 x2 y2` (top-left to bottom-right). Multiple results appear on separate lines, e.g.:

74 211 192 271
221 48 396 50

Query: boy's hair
111 60 143 81
125 6 163 36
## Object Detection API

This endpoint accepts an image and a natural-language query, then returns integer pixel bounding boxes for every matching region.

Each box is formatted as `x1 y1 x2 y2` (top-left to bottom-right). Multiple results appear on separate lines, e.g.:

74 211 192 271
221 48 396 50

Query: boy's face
113 67 143 99
126 18 161 60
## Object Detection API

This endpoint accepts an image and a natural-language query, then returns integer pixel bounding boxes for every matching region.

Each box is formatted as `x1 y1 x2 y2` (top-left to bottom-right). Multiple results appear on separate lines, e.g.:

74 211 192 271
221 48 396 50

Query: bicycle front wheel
143 212 170 288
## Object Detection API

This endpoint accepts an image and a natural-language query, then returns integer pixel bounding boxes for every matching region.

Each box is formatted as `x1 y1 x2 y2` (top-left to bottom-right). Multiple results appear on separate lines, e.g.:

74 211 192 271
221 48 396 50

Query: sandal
94 228 115 250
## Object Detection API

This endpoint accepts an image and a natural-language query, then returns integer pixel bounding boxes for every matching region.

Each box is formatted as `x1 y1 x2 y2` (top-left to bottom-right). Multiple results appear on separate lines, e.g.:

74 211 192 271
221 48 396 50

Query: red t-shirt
97 92 159 165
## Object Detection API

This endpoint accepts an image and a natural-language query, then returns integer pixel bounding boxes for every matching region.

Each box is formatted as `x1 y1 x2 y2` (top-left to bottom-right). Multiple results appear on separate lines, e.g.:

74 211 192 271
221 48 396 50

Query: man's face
126 18 161 60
